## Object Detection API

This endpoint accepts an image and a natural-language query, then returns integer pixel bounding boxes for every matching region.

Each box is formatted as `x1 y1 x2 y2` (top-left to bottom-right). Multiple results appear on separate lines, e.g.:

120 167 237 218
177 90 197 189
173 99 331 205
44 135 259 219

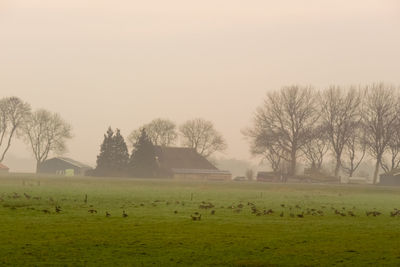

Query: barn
379 169 400 186
154 146 231 181
38 157 93 176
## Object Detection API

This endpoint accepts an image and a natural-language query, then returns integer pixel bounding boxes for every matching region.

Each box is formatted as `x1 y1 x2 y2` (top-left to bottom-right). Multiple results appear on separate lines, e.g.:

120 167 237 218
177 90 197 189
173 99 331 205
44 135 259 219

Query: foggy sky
1 0 399 171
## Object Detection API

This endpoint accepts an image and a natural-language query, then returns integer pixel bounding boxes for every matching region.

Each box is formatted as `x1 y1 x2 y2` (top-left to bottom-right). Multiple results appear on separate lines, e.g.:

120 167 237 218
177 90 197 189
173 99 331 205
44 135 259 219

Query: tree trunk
349 159 354 177
36 161 41 174
334 156 341 178
290 150 296 176
373 159 380 184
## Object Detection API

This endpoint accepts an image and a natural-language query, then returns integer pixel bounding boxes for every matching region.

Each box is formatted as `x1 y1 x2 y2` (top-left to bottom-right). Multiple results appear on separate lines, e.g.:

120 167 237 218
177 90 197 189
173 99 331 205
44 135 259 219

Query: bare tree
23 109 72 173
243 126 284 173
302 126 329 171
341 122 366 177
320 86 361 178
363 83 399 184
381 119 400 173
0 97 31 162
128 118 177 147
247 86 319 176
260 144 285 174
179 118 227 157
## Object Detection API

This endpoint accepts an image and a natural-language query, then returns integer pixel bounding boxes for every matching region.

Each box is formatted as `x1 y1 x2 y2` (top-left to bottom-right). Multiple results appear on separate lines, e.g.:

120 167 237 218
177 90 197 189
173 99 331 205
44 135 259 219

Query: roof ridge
53 157 92 169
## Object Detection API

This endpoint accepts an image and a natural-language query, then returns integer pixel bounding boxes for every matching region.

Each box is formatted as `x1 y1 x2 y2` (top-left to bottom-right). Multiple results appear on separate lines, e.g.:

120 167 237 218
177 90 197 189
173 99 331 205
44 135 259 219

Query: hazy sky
1 0 399 171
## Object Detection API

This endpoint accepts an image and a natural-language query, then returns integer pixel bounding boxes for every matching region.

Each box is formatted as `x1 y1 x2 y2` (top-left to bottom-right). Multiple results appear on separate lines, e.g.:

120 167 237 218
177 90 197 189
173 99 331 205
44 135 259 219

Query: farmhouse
39 157 93 176
379 169 400 186
154 146 231 181
0 163 9 173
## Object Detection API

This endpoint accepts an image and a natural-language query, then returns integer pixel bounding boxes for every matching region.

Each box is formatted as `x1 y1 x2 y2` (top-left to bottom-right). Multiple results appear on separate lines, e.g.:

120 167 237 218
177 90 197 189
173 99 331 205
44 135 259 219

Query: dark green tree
94 127 129 177
113 128 130 174
129 128 158 178
94 127 114 176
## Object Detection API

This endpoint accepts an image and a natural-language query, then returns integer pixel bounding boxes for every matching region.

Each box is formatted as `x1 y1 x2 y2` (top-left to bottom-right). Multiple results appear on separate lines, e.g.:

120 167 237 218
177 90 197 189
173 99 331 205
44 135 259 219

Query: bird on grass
264 209 274 215
347 211 356 217
366 211 381 217
191 212 201 221
106 211 111 217
390 208 400 217
55 206 62 213
123 210 128 218
334 209 346 216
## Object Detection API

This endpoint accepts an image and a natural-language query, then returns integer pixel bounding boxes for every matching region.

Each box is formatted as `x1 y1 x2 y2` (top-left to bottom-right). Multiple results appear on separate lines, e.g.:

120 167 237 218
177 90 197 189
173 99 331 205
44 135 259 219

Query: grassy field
0 175 400 266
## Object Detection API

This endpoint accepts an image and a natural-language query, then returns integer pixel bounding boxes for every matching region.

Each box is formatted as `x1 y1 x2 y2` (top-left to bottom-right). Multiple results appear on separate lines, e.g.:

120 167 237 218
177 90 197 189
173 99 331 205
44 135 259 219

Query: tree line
4 83 399 183
244 83 400 184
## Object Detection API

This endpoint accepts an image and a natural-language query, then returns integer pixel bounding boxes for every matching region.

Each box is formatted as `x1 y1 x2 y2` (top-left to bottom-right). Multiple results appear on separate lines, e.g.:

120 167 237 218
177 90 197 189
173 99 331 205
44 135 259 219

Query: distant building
379 169 400 186
38 157 93 176
344 176 371 184
0 163 9 173
154 146 231 181
256 171 281 182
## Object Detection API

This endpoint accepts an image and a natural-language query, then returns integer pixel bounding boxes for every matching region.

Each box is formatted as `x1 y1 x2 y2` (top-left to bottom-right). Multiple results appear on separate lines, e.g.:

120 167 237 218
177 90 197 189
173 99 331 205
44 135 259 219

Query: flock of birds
191 201 400 220
1 192 400 221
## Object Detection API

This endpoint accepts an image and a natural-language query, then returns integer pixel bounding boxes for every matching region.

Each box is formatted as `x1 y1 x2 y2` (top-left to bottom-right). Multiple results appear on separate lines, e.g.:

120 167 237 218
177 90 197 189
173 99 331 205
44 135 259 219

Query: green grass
1 176 400 266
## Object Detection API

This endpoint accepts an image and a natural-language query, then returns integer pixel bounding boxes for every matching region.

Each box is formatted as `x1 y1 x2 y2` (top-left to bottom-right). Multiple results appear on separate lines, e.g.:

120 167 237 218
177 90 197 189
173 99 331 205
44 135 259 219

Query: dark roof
154 146 218 171
52 157 92 169
380 169 400 177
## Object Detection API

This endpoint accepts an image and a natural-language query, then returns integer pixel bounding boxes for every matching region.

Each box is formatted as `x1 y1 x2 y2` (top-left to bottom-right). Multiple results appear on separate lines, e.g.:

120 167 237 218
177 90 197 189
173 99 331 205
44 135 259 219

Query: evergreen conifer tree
94 127 114 176
113 129 130 174
130 128 158 178
94 127 129 177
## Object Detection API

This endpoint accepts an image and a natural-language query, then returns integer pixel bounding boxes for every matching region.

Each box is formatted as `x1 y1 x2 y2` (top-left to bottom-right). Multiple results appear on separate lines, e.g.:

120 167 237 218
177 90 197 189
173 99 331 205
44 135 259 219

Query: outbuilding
379 169 400 186
256 171 281 182
154 146 231 181
38 157 92 176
